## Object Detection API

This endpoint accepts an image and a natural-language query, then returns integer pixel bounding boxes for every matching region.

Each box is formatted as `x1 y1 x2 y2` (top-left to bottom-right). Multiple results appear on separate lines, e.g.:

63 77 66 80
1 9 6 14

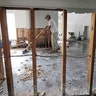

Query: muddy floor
0 40 96 96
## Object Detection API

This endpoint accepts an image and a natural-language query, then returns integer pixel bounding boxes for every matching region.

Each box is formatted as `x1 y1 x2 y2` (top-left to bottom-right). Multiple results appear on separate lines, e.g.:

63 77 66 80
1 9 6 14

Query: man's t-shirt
48 19 58 33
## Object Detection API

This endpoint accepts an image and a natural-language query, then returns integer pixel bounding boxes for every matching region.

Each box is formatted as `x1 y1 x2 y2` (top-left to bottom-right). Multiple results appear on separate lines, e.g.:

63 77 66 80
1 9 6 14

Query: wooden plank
0 8 14 96
30 9 37 96
0 48 4 83
87 13 96 95
34 8 63 11
62 10 67 96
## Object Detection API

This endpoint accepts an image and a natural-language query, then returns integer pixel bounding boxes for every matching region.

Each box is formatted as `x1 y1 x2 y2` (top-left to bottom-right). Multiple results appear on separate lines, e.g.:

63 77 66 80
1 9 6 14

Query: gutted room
0 0 96 96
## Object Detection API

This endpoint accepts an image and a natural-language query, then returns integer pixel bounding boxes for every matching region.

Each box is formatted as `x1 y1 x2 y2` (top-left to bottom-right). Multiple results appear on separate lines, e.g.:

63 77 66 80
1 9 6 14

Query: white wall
7 10 58 28
7 13 16 40
58 12 91 40
6 10 58 41
35 11 58 28
7 10 30 28
67 13 91 39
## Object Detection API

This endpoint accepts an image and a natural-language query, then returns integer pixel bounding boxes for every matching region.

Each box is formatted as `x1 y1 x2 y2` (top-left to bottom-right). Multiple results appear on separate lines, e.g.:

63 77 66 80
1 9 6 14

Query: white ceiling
1 0 96 12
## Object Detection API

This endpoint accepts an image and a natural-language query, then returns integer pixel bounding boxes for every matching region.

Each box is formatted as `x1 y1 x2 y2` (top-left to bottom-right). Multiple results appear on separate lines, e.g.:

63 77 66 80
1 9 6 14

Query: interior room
0 0 96 96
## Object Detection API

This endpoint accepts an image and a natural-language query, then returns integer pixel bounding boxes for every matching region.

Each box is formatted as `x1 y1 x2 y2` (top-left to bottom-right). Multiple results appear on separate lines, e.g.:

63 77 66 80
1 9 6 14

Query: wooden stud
34 8 63 11
62 10 67 96
0 48 4 83
87 13 96 95
30 9 37 96
0 8 14 96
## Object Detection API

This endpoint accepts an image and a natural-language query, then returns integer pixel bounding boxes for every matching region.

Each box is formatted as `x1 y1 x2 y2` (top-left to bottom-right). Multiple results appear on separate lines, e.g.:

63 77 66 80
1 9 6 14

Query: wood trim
62 9 67 96
30 9 37 96
0 8 14 96
87 13 96 95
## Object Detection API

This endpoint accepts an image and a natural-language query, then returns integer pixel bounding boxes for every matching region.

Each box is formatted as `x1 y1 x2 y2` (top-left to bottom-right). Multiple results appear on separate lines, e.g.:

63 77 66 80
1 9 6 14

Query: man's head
45 14 51 21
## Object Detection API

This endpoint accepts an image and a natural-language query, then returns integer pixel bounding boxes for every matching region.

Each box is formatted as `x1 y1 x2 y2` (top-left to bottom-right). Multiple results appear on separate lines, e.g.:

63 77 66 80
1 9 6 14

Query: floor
0 40 96 96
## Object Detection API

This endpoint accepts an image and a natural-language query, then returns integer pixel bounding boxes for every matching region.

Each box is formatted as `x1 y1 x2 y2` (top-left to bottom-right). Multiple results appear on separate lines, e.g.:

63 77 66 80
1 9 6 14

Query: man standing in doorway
45 14 59 52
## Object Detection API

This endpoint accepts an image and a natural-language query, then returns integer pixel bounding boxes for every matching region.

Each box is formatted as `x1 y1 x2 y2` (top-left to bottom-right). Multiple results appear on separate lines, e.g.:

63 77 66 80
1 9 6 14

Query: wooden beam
30 9 37 96
62 10 67 96
1 7 30 10
87 13 96 95
0 8 14 96
0 48 4 83
34 8 63 11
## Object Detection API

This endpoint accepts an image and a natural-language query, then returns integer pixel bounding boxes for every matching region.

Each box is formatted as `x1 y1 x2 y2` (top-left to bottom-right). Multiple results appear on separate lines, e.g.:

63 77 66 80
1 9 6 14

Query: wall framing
0 7 95 96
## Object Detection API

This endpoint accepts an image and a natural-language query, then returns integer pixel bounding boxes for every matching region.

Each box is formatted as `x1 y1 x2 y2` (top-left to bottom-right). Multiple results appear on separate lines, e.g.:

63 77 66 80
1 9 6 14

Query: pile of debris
19 65 44 81
16 92 46 96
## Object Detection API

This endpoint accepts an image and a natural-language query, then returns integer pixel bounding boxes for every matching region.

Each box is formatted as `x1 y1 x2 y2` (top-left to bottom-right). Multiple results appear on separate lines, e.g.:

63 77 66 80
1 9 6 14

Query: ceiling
1 0 96 12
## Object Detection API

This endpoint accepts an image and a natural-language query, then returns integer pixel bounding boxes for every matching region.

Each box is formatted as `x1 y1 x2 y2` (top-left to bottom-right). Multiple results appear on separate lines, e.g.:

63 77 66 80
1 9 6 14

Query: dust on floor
0 40 96 96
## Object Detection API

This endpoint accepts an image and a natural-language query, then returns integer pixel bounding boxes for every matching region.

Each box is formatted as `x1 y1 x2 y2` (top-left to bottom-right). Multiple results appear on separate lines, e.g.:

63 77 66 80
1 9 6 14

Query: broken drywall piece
19 66 44 81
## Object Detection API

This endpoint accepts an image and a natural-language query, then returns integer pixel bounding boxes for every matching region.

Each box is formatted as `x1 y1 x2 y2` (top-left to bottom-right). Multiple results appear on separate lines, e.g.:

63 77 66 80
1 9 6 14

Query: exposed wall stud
87 13 96 95
0 8 14 96
62 9 67 96
30 9 37 96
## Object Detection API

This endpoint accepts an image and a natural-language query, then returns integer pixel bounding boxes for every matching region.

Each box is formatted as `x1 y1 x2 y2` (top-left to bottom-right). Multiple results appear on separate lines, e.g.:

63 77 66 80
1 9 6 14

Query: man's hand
45 26 51 31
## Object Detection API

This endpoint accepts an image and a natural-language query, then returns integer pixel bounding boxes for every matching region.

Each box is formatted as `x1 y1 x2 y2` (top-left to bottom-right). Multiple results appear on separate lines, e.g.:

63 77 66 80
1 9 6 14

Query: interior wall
35 11 58 28
67 13 91 39
7 10 30 28
58 12 91 40
7 10 58 29
7 13 16 40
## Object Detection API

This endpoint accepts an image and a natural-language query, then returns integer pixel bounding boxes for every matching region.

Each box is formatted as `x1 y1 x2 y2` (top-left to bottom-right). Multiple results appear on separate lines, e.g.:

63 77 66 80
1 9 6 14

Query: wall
7 10 58 28
58 12 91 40
7 13 17 40
7 10 30 28
68 13 91 39
6 10 58 40
35 11 58 28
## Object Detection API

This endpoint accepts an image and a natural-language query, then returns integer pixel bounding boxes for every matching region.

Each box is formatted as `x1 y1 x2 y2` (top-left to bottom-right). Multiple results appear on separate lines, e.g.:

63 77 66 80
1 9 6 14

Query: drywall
68 13 91 39
35 11 58 28
7 10 30 28
58 12 91 40
7 13 16 40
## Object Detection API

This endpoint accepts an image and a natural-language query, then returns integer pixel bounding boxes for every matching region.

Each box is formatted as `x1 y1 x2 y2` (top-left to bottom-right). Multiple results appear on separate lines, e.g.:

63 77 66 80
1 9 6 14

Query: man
45 14 59 52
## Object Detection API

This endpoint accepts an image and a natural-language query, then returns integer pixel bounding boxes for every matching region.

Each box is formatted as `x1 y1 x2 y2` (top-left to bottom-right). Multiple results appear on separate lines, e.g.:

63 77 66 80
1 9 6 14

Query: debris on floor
16 92 46 96
19 65 44 81
41 92 46 96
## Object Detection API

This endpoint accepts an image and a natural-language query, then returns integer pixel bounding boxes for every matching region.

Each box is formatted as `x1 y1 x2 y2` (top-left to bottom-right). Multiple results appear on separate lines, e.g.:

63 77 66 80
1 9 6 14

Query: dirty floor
0 40 96 96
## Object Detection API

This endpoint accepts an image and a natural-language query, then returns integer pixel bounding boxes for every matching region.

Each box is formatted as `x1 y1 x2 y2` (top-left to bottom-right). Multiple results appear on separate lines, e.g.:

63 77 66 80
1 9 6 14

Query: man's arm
45 25 51 31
